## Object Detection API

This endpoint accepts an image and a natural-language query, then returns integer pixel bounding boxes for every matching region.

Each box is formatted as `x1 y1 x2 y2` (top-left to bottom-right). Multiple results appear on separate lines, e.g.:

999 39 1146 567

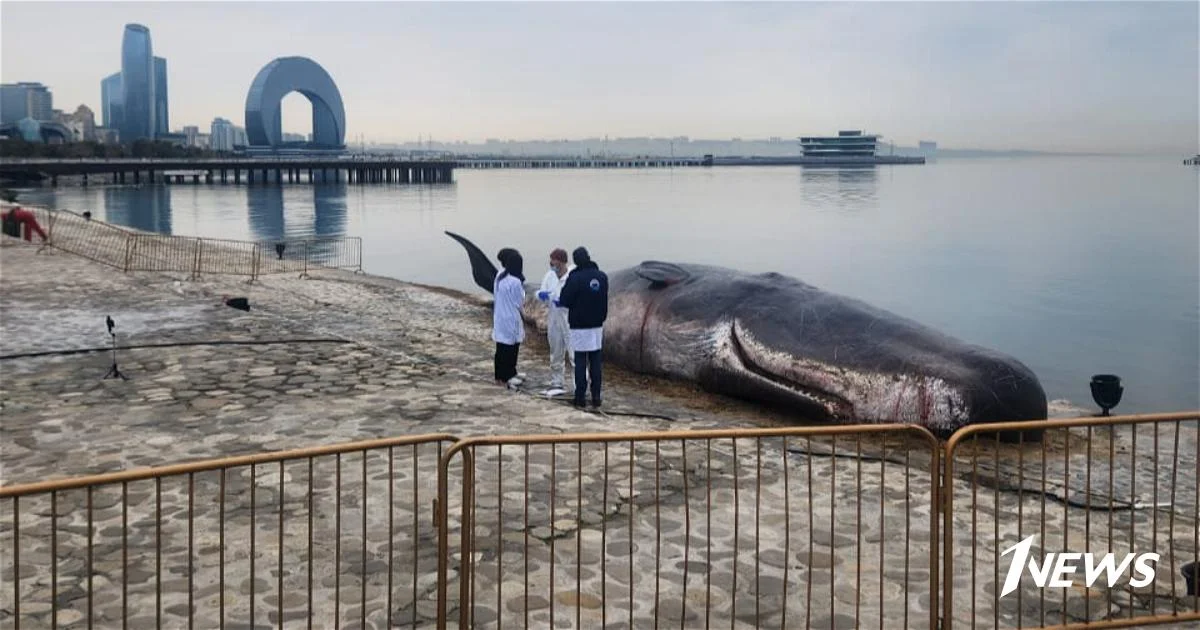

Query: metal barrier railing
0 434 458 630
0 407 1196 629
943 412 1200 630
436 425 943 630
19 206 363 280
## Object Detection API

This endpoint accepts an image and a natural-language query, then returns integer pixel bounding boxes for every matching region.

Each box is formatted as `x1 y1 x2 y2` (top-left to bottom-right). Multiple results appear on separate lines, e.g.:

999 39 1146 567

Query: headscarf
496 247 525 283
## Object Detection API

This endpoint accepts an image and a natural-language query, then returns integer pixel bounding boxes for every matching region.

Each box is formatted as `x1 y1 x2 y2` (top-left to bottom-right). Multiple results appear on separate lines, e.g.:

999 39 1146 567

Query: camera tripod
103 316 128 380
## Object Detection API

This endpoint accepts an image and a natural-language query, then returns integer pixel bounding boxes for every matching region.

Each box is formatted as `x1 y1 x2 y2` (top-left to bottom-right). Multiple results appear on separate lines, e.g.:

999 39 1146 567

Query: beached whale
446 231 1048 435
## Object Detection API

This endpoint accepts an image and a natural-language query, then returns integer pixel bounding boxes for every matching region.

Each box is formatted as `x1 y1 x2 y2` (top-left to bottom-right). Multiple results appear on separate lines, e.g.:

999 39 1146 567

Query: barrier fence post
250 243 260 282
122 234 133 272
191 238 202 280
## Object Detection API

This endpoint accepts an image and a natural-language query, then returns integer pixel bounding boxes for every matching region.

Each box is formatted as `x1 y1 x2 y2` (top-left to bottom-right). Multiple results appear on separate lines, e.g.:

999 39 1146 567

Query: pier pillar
193 175 200 184
134 171 140 184
249 170 255 184
82 174 88 186
206 171 214 184
51 175 58 187
234 170 241 184
276 169 282 184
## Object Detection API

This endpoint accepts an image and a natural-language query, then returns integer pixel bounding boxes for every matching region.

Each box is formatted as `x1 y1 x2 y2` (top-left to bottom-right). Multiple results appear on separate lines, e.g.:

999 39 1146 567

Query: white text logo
999 535 1158 597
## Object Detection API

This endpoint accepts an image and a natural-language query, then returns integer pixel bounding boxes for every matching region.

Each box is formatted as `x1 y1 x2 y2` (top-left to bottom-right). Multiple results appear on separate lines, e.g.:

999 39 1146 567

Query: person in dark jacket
555 246 609 408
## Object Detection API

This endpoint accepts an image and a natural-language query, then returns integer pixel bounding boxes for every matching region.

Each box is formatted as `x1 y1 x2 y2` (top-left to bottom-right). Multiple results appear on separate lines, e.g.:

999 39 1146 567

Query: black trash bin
2 214 20 238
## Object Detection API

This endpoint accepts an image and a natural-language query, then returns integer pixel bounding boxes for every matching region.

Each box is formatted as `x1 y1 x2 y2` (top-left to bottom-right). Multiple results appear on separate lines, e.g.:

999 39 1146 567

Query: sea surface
19 156 1200 415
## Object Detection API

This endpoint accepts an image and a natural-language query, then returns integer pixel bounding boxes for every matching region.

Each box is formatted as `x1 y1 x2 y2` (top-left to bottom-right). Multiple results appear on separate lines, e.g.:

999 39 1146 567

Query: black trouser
573 349 602 404
494 342 520 382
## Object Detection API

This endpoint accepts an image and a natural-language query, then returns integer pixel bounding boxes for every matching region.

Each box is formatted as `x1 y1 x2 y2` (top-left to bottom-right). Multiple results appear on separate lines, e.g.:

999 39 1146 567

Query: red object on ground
2 207 47 242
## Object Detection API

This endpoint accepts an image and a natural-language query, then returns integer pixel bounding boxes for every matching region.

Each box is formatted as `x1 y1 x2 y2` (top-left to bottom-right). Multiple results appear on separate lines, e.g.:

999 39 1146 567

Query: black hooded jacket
558 260 608 329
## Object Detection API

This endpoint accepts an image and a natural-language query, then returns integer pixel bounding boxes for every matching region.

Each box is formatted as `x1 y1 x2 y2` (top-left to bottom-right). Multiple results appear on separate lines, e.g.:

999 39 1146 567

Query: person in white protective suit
536 248 574 395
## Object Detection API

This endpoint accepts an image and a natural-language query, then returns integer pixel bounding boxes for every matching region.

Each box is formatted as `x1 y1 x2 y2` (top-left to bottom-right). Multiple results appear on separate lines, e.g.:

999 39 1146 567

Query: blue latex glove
552 299 562 308
537 290 550 301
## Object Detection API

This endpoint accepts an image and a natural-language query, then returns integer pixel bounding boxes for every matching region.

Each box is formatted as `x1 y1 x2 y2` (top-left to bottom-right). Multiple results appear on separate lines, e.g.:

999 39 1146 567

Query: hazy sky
2 1 1197 152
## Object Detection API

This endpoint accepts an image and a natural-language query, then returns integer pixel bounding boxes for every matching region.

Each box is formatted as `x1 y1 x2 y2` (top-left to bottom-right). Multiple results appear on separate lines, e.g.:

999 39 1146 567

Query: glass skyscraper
119 23 155 141
101 72 122 129
154 56 168 137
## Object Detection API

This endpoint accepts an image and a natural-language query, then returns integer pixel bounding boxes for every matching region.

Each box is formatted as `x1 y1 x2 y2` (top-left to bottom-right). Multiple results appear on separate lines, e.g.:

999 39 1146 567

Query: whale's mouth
727 320 855 419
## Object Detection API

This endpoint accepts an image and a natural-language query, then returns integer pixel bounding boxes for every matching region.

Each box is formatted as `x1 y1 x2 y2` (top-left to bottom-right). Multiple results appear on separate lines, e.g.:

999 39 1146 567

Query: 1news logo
1000 535 1159 598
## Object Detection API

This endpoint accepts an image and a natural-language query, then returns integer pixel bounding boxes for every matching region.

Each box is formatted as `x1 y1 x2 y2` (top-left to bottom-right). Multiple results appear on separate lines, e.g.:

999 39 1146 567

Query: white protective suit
539 264 574 389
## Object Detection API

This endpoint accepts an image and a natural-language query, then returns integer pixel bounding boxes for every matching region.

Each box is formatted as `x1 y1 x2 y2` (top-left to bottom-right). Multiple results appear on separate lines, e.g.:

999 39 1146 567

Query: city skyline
1 1 1197 153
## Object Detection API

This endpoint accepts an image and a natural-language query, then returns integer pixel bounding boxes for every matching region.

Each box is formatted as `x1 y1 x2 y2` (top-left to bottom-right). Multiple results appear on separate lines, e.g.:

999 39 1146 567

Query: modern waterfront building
799 130 880 158
0 82 53 124
119 23 156 141
245 56 346 152
154 56 169 136
101 72 122 129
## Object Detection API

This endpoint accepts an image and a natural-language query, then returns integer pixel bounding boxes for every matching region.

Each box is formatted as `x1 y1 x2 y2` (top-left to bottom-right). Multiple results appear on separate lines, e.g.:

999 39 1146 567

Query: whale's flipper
445 231 498 294
635 261 691 288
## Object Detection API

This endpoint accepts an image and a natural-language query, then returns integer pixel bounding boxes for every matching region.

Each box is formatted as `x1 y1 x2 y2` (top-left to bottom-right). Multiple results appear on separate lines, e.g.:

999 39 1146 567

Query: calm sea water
20 156 1200 415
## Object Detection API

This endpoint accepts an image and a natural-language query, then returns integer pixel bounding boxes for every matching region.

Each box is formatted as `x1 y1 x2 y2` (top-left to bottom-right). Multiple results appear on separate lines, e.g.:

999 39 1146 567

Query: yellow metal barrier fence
0 433 458 630
19 206 363 280
436 424 944 630
1 414 1196 629
942 412 1200 630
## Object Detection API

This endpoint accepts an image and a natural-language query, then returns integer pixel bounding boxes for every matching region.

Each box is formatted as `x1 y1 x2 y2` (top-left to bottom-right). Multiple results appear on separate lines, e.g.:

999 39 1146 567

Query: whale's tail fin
445 231 498 294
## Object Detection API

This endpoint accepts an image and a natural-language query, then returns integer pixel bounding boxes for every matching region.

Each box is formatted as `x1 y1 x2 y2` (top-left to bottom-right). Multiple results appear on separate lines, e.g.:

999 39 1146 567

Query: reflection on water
313 184 347 238
800 166 878 209
247 184 348 241
104 185 173 233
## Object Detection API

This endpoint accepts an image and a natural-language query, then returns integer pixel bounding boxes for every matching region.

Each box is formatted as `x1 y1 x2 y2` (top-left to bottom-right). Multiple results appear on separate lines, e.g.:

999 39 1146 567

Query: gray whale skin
446 231 1048 438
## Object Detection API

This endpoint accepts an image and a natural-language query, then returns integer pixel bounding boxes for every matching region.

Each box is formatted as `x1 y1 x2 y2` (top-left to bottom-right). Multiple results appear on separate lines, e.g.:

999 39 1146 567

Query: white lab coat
492 272 526 345
540 265 574 387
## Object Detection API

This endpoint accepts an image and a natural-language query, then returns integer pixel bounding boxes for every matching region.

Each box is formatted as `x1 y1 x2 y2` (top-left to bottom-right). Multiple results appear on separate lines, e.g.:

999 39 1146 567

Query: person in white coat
536 248 574 394
493 248 527 389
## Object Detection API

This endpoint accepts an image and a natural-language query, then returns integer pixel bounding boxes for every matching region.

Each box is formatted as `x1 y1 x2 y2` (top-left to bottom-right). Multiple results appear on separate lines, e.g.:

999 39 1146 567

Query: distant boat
1186 154 1200 165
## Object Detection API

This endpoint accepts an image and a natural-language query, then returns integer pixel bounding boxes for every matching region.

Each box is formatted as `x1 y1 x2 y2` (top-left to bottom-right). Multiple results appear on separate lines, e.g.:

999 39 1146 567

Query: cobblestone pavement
1 235 1196 629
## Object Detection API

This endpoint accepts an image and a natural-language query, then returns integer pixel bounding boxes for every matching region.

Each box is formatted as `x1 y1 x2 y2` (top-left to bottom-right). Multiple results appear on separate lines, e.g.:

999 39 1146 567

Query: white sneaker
507 376 523 389
544 387 566 397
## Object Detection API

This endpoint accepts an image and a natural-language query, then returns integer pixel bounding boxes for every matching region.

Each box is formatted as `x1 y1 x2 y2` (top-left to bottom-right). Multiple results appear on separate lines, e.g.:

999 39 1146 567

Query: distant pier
0 153 927 186
455 154 925 169
0 157 455 186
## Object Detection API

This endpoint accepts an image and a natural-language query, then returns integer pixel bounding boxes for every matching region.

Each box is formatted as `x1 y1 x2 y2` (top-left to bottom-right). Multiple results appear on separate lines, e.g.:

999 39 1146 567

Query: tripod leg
103 334 129 380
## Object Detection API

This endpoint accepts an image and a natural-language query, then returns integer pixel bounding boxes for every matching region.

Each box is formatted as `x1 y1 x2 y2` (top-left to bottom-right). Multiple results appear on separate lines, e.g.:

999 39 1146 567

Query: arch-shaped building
244 56 346 150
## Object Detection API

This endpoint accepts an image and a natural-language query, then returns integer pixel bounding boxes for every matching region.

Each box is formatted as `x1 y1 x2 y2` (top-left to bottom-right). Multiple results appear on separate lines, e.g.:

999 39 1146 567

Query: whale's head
616 262 1048 436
